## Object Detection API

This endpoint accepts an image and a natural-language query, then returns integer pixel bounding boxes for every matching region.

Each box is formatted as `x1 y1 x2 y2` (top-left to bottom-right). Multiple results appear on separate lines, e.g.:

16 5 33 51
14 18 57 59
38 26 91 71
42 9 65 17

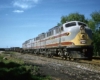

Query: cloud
13 0 40 9
13 10 24 13
13 2 30 9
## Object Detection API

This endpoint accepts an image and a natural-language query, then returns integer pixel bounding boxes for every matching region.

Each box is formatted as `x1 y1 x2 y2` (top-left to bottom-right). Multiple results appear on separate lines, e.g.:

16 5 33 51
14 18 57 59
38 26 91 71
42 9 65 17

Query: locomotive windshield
65 22 76 27
78 22 86 26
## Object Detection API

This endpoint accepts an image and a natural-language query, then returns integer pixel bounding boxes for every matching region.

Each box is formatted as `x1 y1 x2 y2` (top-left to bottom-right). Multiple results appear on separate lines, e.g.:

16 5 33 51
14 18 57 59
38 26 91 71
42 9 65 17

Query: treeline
57 11 100 56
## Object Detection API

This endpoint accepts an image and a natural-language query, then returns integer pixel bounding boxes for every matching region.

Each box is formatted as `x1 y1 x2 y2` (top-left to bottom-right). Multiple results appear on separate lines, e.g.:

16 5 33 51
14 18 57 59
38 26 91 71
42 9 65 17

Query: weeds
0 51 51 80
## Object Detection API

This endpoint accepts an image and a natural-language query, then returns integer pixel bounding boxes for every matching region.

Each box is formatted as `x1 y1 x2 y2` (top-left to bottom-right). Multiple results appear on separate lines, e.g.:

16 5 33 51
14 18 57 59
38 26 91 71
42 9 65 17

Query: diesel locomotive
22 21 93 60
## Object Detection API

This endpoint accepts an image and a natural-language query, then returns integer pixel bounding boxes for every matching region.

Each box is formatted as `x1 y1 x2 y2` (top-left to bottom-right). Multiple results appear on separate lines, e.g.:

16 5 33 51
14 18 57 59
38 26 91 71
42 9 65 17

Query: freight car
22 21 93 60
9 47 21 52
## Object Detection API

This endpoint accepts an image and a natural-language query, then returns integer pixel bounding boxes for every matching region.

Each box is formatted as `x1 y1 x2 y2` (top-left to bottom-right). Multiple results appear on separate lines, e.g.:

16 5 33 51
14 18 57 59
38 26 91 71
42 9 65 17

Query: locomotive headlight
80 25 85 34
81 34 85 39
80 25 84 30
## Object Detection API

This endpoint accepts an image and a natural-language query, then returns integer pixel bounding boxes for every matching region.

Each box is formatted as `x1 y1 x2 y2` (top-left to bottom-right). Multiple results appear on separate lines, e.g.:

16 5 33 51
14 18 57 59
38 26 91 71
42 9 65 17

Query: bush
0 57 51 80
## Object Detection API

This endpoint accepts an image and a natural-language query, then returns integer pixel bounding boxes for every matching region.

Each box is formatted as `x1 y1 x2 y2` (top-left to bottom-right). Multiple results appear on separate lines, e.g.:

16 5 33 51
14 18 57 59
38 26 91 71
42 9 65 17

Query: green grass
2 51 15 54
0 51 52 80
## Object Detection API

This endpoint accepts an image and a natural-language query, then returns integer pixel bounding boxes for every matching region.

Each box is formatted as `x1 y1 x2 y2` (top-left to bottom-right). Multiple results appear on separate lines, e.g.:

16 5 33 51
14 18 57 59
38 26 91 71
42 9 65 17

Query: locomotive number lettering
80 40 86 44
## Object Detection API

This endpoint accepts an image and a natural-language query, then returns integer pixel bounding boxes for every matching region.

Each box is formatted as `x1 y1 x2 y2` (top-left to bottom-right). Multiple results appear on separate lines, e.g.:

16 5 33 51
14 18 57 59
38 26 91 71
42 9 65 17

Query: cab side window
60 26 64 32
55 27 60 33
78 22 86 26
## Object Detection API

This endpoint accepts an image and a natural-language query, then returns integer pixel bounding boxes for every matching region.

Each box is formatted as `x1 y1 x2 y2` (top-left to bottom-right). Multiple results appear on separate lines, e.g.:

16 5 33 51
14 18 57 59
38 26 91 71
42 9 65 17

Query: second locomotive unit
22 21 93 60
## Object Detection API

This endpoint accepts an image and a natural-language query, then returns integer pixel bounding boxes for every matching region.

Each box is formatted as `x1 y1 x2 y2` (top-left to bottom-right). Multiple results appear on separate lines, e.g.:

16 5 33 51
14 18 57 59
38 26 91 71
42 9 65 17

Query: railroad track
53 56 100 66
29 54 100 66
79 59 100 66
92 56 100 60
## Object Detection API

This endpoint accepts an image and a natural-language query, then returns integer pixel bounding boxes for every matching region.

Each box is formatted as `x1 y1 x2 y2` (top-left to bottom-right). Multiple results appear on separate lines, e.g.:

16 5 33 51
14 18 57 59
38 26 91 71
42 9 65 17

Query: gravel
0 51 4 54
14 53 100 80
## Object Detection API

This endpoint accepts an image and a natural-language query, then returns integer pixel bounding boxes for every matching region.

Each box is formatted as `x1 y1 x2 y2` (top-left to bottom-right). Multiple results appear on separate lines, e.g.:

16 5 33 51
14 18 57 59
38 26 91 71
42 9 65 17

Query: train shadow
92 57 100 60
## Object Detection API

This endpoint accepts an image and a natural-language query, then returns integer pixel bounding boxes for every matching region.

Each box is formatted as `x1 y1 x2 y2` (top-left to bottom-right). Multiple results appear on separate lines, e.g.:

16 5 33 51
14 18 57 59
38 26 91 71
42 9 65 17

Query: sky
0 0 100 48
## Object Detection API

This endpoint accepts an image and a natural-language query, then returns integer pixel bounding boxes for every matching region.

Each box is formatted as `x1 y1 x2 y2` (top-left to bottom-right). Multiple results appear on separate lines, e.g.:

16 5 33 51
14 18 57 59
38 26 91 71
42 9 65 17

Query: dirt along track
49 55 100 67
79 59 100 66
13 52 100 80
55 57 100 66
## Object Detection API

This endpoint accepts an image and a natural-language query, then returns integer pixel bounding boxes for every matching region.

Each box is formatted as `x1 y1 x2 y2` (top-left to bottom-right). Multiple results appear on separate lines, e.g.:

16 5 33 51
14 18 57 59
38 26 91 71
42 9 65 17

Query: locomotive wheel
50 54 53 58
46 54 50 58
45 50 51 58
58 51 65 59
68 52 75 61
46 54 53 58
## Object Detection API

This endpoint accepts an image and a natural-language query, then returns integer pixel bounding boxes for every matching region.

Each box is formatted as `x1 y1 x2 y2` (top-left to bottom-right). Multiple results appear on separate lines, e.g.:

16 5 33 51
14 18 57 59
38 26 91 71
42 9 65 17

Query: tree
67 13 88 23
91 11 100 24
92 29 100 56
60 13 88 24
57 23 62 26
90 11 100 56
88 19 95 32
90 11 100 31
60 16 68 24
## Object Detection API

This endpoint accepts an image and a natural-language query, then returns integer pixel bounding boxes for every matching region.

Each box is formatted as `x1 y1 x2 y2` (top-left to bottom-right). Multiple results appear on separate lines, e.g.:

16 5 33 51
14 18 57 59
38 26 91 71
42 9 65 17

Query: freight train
22 21 93 60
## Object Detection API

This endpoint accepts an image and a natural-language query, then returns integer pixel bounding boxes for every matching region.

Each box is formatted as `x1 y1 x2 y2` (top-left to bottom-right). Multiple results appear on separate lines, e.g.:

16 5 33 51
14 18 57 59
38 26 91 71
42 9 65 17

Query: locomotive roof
23 21 87 44
48 25 63 31
48 21 85 31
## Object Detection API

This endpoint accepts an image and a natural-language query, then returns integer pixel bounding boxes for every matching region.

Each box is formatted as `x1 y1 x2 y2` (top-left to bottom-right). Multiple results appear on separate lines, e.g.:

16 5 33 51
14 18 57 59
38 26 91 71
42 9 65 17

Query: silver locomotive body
22 21 93 60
